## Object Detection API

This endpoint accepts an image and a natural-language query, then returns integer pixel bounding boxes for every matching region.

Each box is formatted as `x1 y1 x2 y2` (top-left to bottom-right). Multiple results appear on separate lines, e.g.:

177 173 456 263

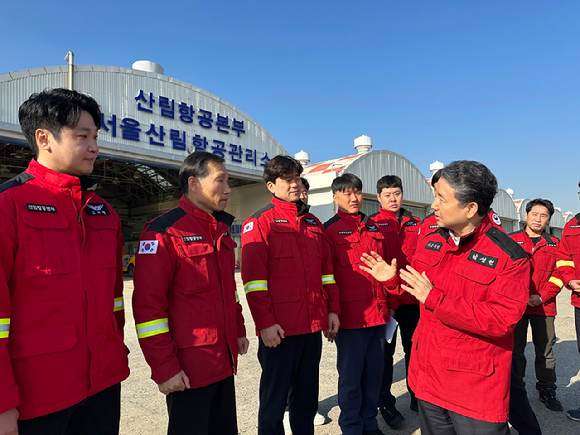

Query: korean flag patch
139 240 158 254
243 221 254 234
491 212 501 226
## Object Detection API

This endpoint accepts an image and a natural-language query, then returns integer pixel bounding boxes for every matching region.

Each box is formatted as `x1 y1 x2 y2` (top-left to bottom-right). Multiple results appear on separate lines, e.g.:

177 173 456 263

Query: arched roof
491 189 519 221
304 149 433 206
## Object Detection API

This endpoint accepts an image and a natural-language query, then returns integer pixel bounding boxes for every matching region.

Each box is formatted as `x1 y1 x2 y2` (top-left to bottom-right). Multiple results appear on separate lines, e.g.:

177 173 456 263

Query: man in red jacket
132 151 248 435
361 161 529 434
324 174 398 435
0 89 129 435
509 198 563 412
556 182 580 421
241 155 340 435
369 175 421 428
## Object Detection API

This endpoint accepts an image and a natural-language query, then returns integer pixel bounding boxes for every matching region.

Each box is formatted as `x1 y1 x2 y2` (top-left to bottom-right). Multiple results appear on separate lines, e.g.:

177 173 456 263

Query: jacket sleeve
555 231 577 288
241 217 277 331
321 231 340 314
132 230 181 384
0 208 20 414
113 213 125 337
424 256 530 340
538 257 564 303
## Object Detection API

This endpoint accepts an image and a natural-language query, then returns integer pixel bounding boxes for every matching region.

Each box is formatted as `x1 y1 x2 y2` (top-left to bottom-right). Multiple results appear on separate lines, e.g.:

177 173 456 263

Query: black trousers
18 383 121 435
574 307 580 355
166 375 237 435
508 355 542 435
257 332 322 435
379 304 420 407
418 399 510 435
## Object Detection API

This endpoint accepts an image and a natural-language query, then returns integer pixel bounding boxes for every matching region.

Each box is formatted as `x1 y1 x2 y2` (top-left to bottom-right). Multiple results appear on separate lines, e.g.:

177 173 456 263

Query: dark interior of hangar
0 142 256 245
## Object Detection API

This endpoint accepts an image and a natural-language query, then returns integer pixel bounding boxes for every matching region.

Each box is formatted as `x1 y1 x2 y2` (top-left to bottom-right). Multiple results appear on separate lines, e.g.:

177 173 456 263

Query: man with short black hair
510 198 563 412
361 160 530 434
324 174 397 435
132 151 248 435
370 175 421 428
0 89 129 435
241 155 340 435
555 181 580 421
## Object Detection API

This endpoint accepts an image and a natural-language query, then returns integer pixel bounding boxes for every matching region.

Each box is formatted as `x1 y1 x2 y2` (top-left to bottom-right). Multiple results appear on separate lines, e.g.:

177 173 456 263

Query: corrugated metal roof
491 189 519 221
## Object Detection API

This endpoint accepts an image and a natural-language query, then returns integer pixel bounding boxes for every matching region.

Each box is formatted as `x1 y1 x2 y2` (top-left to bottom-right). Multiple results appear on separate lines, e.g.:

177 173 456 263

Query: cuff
151 357 182 385
255 313 277 333
0 384 19 416
424 287 444 312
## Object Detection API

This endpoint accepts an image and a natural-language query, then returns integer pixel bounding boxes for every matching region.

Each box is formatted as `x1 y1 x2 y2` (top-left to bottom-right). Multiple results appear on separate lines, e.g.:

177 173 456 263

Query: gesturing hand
359 252 397 282
399 265 433 304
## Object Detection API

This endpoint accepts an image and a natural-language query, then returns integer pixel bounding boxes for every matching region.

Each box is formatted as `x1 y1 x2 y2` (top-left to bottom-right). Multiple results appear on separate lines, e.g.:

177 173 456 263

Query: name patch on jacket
571 225 580 228
378 222 389 226
26 203 57 213
338 231 353 235
516 241 524 244
468 250 498 268
274 219 289 223
425 241 443 252
547 242 557 247
223 231 230 237
405 221 418 226
429 224 439 229
182 235 203 242
367 225 379 232
85 203 110 216
304 218 317 225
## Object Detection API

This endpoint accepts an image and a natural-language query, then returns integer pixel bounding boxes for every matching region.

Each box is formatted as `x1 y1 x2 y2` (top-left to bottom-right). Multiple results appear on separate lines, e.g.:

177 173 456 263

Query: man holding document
361 161 530 435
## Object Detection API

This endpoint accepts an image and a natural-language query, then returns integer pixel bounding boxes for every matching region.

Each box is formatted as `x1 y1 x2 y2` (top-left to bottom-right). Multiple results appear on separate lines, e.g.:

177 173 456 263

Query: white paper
382 316 398 343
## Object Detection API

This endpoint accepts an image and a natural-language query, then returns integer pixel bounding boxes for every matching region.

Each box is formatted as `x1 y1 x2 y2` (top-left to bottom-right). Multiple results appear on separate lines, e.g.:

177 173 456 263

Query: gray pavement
120 274 580 434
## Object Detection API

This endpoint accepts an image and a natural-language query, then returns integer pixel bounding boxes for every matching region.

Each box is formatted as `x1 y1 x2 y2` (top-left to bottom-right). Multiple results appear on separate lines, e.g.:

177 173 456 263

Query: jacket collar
337 209 365 224
27 159 99 191
438 215 493 247
271 196 310 216
178 196 235 227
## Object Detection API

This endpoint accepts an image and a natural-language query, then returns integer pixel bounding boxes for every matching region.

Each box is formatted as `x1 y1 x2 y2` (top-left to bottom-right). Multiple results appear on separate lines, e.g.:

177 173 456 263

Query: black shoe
378 406 405 429
410 397 418 412
363 429 386 435
539 388 563 411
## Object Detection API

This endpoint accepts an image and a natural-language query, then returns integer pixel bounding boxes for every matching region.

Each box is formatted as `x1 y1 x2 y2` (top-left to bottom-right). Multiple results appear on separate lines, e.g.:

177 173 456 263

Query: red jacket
554 213 580 308
0 160 129 419
241 197 340 336
408 217 529 423
509 229 563 316
132 197 246 388
323 211 398 329
370 208 420 306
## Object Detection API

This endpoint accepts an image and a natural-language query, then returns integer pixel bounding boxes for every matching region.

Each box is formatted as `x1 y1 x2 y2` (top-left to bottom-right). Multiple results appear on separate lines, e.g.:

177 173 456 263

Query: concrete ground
120 274 580 434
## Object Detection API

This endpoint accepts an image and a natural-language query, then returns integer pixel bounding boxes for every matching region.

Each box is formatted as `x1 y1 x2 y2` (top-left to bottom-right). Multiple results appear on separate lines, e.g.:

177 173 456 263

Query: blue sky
2 1 579 214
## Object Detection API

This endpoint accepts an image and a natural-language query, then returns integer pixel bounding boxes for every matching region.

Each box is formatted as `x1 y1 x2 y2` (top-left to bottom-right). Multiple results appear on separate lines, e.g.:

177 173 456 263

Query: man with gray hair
361 160 530 434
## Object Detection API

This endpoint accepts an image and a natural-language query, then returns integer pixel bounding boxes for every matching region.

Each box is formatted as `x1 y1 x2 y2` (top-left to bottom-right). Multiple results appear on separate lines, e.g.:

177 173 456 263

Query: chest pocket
270 223 300 258
83 215 118 270
336 234 362 267
456 262 499 302
178 242 214 293
305 226 323 258
21 212 77 277
413 247 442 273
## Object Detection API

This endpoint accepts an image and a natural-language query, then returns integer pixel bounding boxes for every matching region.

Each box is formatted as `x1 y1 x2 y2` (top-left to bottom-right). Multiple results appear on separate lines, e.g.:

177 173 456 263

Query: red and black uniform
509 228 562 392
369 207 421 409
554 213 580 307
0 159 129 421
409 216 529 423
324 210 398 434
133 196 245 388
133 196 245 434
323 210 397 329
241 197 339 435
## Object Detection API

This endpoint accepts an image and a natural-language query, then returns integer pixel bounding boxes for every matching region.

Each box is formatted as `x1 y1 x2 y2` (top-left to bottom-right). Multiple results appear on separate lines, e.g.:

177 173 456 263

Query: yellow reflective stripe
235 291 240 303
548 276 564 288
244 280 268 294
113 297 124 312
136 318 169 339
322 274 336 285
0 318 9 338
556 260 575 268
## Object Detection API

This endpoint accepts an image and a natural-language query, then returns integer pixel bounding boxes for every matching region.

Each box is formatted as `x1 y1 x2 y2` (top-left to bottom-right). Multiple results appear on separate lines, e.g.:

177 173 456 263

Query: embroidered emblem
85 203 110 216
